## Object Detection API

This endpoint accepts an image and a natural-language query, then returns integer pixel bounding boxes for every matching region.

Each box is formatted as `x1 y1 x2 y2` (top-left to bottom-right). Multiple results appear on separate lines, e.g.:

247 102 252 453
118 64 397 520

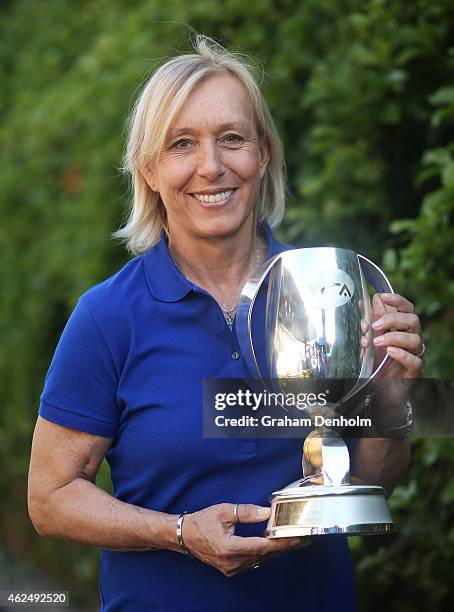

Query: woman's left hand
368 292 424 379
361 292 424 426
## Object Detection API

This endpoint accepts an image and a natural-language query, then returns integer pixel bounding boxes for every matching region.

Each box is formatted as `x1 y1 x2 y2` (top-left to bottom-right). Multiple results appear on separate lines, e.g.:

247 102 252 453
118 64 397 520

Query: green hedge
1 1 453 608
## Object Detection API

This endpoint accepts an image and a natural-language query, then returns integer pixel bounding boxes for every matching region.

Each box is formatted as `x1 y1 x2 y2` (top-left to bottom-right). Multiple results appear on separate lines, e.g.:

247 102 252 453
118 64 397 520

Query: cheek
226 150 262 180
157 159 195 194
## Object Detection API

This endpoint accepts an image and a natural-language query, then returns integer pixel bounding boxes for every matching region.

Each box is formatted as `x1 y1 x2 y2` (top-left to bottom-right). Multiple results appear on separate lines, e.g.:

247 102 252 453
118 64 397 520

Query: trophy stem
303 427 350 487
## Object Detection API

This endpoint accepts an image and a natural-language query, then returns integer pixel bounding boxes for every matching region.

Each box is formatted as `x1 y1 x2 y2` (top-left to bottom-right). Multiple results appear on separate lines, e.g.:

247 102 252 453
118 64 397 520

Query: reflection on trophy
236 248 395 537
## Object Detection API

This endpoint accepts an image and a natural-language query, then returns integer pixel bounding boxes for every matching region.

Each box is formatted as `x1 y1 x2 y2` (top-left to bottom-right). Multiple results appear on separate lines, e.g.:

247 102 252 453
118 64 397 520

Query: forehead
168 73 254 134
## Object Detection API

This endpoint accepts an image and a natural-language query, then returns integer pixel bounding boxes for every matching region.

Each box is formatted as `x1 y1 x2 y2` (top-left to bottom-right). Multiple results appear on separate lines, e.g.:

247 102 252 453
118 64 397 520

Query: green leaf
441 160 454 187
429 86 454 106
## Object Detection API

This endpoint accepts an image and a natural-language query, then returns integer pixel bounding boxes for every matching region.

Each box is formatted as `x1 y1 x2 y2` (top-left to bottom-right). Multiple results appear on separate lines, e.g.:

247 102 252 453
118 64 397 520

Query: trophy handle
357 254 394 294
357 254 395 380
339 254 396 408
236 253 283 377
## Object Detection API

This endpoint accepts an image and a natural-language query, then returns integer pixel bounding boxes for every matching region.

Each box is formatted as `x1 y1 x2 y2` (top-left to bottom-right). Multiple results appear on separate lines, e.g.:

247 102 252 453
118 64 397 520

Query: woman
28 37 424 611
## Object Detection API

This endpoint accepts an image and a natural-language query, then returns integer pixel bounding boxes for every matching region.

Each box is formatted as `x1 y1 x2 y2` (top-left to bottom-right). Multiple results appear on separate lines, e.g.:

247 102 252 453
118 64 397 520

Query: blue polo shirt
39 223 358 611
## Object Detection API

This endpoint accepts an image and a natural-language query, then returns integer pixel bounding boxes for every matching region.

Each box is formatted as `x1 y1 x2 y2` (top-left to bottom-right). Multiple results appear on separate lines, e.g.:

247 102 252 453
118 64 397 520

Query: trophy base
266 483 393 537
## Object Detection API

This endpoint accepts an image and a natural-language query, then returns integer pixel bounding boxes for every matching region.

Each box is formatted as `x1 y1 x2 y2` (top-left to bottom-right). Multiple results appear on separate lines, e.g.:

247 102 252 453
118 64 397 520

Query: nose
196 140 225 181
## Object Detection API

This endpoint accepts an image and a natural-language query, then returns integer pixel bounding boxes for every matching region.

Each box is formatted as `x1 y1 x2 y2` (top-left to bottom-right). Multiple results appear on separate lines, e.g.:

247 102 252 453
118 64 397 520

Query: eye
171 138 194 150
221 133 245 146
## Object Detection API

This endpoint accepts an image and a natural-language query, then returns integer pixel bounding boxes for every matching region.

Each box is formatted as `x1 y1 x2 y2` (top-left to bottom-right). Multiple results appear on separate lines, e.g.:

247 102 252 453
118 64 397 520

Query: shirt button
231 351 240 360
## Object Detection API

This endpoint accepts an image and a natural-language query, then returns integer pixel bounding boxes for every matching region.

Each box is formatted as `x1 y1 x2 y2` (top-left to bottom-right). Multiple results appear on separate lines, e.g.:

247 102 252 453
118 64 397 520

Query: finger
228 534 310 557
371 312 421 334
237 547 285 575
378 292 415 313
373 331 423 354
260 535 312 553
372 293 388 320
360 336 370 348
218 503 269 524
235 504 271 524
237 539 309 575
386 347 423 376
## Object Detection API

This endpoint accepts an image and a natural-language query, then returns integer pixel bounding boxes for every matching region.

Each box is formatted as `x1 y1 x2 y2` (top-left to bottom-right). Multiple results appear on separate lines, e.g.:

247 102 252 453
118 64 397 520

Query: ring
416 342 426 359
233 503 239 524
251 560 261 570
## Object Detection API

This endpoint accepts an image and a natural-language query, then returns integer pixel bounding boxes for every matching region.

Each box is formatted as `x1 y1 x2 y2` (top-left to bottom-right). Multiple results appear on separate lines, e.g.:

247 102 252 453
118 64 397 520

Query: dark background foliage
1 1 453 609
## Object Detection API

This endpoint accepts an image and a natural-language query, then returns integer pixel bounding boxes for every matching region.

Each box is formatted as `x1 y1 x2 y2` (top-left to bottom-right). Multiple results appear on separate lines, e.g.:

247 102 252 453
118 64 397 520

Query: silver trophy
236 247 394 537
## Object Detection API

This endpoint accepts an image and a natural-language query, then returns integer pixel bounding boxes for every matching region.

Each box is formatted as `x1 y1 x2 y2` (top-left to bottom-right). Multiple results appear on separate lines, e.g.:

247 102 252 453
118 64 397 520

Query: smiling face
143 72 270 245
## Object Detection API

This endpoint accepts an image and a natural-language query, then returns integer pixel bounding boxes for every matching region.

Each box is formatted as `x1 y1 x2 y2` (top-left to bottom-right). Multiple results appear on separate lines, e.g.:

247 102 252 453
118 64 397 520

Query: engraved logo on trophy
310 269 355 309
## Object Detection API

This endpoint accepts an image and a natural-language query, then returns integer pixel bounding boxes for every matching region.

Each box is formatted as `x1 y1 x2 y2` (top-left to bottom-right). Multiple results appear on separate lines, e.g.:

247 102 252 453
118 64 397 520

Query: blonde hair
113 35 286 254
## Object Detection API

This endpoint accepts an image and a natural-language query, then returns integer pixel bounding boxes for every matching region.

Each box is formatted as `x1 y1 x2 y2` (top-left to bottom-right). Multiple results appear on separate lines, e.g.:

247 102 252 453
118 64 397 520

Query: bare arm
28 416 309 576
27 416 179 552
350 437 410 497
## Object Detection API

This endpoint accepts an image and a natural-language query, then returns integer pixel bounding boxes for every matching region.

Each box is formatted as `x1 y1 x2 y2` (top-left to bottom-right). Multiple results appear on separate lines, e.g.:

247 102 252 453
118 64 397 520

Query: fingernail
373 336 384 346
372 319 383 330
257 507 270 517
387 346 400 356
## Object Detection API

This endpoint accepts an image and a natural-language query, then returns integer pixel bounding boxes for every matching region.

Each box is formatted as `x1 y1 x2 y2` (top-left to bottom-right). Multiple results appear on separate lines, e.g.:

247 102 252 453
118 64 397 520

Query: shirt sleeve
39 297 120 438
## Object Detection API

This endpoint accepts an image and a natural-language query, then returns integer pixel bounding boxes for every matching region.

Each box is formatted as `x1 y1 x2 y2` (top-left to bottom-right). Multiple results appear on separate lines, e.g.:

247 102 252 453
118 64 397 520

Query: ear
258 136 271 179
142 163 159 193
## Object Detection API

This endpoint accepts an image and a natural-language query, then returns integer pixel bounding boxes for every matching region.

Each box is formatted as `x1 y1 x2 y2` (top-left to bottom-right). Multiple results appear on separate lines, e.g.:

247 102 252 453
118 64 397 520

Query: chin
196 213 255 240
199 225 245 242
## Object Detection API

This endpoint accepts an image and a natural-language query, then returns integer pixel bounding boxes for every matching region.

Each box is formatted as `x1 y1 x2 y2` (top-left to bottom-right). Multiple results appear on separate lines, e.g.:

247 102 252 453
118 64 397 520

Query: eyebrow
167 121 251 137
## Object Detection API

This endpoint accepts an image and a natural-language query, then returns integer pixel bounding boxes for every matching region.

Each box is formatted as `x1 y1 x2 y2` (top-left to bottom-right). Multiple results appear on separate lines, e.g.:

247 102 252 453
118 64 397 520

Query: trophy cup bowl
236 247 395 537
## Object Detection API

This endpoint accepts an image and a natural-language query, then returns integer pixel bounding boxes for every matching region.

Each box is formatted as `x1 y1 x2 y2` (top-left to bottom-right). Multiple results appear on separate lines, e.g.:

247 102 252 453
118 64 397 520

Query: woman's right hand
181 503 310 577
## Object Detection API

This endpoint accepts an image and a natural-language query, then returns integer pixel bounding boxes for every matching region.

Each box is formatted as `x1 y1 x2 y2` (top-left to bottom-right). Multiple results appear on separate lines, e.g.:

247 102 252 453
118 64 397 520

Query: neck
167 224 266 312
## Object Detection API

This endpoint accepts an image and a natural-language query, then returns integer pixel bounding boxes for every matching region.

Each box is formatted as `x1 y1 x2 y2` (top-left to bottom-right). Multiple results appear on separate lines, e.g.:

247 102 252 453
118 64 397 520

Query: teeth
192 189 234 203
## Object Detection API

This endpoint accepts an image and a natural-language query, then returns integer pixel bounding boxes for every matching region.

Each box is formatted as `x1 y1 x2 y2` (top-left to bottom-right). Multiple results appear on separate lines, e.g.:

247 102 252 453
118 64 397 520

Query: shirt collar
143 221 286 303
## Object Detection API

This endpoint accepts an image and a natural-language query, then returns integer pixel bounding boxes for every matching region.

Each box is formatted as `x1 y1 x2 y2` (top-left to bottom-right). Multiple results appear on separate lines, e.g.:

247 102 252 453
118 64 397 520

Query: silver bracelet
176 512 193 557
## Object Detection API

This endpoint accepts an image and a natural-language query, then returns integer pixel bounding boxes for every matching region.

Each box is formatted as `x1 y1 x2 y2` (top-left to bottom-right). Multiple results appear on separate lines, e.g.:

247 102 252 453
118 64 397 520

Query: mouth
190 188 237 205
